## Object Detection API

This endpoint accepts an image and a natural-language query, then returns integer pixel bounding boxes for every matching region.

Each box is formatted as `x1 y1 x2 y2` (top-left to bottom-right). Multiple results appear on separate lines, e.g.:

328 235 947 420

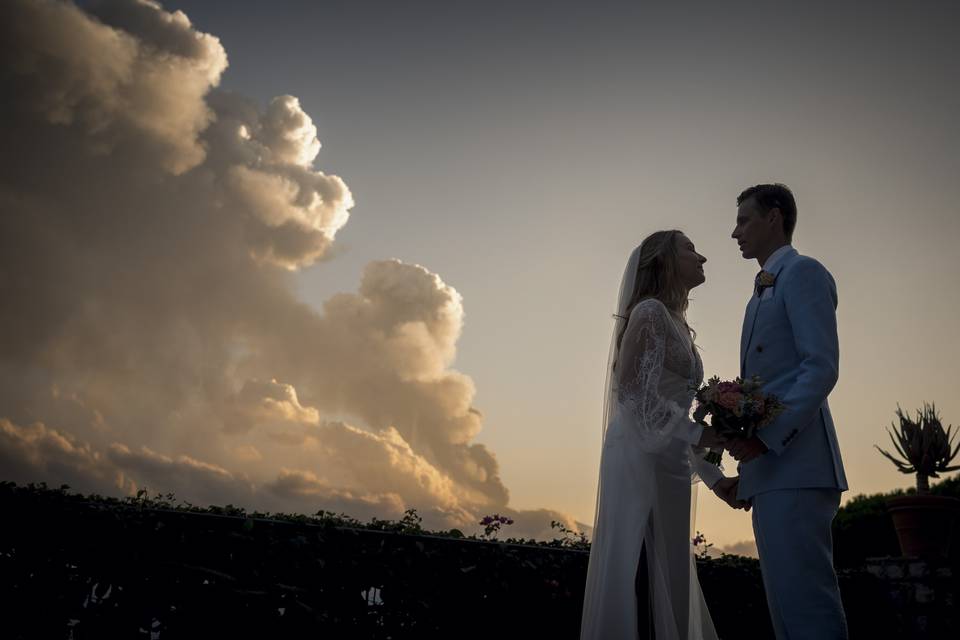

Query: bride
580 230 747 640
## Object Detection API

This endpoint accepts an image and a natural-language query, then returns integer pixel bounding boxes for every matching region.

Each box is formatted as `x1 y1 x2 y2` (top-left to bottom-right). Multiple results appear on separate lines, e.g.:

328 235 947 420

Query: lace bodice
613 298 704 450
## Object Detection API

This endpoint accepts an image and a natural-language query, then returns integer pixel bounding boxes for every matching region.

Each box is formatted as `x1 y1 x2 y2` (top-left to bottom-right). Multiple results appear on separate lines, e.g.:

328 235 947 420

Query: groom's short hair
737 183 797 241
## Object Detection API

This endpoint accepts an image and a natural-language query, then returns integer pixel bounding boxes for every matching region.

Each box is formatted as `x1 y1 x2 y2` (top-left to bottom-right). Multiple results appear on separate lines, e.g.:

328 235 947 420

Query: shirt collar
761 244 793 274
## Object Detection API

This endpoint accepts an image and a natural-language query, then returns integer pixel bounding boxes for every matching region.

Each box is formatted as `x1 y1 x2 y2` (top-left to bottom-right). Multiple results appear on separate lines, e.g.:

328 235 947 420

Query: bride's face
675 234 707 290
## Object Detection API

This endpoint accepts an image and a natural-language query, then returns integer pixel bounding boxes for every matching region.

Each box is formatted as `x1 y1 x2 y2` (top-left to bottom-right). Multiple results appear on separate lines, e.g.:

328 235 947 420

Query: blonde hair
613 230 695 368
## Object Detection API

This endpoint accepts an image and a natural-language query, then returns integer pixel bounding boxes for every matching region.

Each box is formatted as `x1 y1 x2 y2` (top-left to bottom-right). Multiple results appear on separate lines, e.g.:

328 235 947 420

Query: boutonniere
756 270 777 296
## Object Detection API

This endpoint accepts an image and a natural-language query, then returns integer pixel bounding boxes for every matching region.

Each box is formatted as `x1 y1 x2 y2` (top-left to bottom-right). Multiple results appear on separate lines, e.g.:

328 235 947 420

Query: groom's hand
726 436 768 463
711 477 750 511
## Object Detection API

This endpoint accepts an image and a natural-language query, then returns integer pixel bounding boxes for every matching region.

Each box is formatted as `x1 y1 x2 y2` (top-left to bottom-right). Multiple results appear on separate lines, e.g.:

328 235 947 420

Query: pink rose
717 381 741 394
717 391 742 411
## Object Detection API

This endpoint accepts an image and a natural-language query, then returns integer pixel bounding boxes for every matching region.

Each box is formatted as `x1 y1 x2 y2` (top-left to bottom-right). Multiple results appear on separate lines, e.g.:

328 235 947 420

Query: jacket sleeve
757 258 839 455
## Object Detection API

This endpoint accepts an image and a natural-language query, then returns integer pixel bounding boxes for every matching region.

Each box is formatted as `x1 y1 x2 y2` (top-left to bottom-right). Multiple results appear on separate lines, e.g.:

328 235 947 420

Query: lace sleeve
690 445 724 488
616 299 700 452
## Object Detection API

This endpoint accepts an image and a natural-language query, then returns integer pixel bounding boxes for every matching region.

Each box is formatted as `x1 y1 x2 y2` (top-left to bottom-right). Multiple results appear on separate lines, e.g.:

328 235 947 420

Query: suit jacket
737 247 848 500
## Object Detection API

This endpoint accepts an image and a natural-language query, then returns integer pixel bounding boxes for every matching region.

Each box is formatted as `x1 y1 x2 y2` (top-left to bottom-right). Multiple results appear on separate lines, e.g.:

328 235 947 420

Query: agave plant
875 403 960 494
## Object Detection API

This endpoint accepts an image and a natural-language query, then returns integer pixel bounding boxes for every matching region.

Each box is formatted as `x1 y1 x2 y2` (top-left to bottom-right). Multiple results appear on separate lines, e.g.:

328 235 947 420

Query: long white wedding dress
580 297 722 640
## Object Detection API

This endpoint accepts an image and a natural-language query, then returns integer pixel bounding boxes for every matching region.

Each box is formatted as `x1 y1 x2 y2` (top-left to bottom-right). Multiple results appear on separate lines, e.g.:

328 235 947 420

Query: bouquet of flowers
693 376 785 465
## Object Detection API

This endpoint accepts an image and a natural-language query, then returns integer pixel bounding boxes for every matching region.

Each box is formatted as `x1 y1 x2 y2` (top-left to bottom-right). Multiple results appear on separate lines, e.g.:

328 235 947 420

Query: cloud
716 539 759 558
258 95 322 167
1 0 227 174
0 0 578 541
0 419 121 495
232 444 263 462
304 422 466 513
226 378 321 434
265 469 409 521
106 442 256 506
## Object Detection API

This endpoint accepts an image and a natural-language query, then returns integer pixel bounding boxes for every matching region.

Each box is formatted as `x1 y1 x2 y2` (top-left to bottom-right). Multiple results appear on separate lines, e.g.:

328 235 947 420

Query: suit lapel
740 248 799 377
740 295 760 377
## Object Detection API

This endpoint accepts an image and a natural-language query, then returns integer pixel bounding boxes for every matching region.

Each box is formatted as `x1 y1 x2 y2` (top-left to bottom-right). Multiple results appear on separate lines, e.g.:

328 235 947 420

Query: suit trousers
752 488 848 640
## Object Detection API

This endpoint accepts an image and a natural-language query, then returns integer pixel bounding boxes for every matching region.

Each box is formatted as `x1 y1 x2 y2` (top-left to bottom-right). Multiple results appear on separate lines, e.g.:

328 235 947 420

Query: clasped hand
725 436 768 463
698 430 767 464
696 425 726 449
711 477 750 511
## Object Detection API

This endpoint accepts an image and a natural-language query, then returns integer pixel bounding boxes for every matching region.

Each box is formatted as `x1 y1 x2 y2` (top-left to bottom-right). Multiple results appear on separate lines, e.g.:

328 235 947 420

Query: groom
726 184 849 639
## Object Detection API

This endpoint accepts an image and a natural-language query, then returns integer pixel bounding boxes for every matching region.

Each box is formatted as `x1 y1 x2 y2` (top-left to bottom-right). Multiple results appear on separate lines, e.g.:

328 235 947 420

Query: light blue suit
737 246 849 639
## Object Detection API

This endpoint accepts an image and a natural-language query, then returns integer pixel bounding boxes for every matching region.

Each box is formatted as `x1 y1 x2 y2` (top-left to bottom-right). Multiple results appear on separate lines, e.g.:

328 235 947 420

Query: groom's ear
766 207 783 230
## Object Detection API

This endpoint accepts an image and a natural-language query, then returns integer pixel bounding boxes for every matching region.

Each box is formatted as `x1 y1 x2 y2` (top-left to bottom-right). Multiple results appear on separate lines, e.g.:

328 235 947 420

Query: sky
1 0 959 554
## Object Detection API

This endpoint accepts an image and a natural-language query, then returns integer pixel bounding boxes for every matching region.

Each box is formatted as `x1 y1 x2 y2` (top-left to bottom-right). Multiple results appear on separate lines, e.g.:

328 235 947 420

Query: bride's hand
697 426 725 449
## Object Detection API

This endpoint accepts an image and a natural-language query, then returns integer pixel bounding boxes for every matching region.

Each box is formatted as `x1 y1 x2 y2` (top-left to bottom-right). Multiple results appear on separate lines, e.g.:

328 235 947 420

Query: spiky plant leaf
887 429 910 462
875 445 915 474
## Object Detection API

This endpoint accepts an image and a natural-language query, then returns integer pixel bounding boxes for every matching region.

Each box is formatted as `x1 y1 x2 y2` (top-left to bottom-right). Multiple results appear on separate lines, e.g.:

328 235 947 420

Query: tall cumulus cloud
0 0 583 540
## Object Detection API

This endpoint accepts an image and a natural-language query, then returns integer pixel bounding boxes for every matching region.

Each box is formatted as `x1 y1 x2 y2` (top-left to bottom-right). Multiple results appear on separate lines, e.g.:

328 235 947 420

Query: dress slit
635 525 655 639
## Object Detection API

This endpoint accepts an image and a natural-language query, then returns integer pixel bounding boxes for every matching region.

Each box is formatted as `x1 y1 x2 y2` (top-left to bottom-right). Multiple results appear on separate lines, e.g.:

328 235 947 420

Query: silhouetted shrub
0 481 944 639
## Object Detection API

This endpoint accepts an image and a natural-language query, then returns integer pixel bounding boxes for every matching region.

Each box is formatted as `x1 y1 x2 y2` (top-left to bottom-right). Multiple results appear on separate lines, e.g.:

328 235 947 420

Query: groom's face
732 197 775 260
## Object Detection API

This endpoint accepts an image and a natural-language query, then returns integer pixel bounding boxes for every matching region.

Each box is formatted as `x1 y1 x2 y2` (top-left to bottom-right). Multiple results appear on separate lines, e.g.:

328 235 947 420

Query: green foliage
0 481 922 639
0 482 589 638
833 489 904 567
18 476 960 572
549 520 591 551
832 475 960 568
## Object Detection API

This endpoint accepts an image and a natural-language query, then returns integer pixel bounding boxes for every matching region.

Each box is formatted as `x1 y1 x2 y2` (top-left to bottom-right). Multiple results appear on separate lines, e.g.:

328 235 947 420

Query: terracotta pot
886 494 960 558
